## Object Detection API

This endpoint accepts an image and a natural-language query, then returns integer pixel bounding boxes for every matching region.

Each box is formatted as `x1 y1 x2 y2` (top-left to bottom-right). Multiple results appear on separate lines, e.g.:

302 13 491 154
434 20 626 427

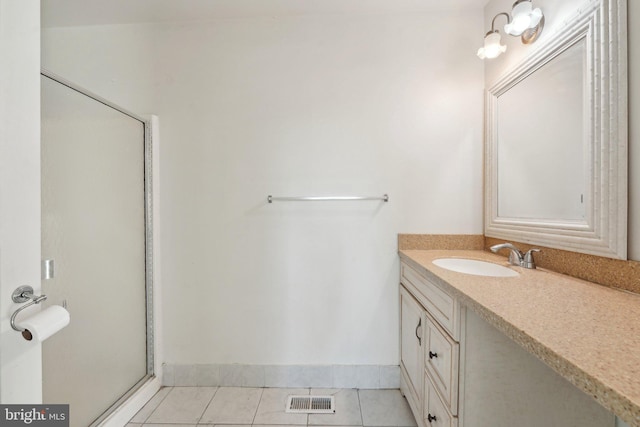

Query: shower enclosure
40 72 154 426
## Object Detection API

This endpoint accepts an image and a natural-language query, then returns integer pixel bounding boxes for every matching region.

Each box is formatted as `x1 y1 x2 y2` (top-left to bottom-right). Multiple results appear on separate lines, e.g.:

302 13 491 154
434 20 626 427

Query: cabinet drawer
425 315 459 415
401 262 459 339
424 374 457 427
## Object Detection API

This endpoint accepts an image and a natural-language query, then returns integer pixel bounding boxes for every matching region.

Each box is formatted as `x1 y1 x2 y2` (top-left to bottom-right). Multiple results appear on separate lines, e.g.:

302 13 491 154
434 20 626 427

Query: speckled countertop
399 249 640 427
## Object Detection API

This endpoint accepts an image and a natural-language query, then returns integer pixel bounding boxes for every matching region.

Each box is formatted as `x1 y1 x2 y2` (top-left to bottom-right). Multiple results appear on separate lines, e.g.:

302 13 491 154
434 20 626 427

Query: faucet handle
507 251 523 266
523 248 541 269
490 243 524 266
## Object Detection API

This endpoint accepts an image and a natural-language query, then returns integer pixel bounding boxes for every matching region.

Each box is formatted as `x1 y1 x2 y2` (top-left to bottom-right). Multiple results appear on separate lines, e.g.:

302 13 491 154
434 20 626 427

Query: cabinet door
401 286 424 405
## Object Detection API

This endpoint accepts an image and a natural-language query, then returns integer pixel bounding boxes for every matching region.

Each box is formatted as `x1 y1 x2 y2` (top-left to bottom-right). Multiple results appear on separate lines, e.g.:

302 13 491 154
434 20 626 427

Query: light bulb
505 1 543 36
477 32 507 59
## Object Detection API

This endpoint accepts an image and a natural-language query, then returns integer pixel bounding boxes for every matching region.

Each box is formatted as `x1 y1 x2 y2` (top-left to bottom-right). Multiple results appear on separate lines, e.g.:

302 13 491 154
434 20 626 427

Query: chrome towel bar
268 194 389 203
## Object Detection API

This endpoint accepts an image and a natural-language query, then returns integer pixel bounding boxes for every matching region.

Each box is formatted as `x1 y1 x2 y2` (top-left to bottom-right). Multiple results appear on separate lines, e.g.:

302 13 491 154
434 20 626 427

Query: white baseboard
99 376 161 427
162 364 400 389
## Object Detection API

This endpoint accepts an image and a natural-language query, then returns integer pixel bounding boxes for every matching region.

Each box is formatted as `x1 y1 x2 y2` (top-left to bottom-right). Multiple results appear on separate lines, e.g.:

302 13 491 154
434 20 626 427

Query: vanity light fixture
477 0 545 59
504 0 544 43
477 12 509 59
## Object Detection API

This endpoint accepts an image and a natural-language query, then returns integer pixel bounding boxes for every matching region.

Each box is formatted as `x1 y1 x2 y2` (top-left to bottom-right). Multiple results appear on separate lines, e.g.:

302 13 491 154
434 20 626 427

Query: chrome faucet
490 243 540 269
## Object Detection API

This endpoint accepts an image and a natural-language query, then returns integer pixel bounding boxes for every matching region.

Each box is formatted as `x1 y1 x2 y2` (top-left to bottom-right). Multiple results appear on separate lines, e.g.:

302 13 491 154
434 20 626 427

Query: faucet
490 243 540 269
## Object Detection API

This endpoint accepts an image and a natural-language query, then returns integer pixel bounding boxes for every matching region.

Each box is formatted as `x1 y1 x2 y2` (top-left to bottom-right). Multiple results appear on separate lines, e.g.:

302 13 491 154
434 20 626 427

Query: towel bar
268 194 389 203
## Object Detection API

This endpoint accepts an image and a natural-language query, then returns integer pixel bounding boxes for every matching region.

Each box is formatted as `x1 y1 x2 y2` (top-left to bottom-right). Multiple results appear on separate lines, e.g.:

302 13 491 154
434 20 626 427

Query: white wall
42 12 484 366
483 0 639 261
0 0 42 402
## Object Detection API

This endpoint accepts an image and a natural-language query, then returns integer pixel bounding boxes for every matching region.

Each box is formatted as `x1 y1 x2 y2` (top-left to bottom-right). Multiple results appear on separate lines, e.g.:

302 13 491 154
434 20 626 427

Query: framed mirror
484 0 627 259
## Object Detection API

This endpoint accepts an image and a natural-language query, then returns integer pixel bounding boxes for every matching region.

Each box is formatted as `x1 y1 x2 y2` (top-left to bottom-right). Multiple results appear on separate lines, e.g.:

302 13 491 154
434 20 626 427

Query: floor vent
285 395 335 414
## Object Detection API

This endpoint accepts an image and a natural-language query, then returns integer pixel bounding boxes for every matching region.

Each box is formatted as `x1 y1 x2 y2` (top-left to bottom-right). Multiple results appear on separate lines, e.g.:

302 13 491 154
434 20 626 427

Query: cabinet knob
427 413 437 423
415 318 422 346
429 351 438 359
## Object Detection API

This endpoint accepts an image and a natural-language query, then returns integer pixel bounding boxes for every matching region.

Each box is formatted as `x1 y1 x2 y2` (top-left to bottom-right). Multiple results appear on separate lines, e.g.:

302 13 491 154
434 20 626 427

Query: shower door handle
42 259 55 280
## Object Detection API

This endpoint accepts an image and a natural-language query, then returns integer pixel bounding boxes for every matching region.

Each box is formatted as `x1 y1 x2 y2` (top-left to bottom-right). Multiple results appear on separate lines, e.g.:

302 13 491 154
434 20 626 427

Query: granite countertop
399 249 640 427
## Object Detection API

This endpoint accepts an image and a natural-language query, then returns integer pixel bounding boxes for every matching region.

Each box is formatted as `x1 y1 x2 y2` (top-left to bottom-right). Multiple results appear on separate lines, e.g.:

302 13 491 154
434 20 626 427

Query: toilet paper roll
17 305 70 342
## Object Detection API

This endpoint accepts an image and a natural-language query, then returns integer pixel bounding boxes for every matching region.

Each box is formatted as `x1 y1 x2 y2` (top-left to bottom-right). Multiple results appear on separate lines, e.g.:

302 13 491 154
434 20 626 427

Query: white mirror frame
485 0 628 259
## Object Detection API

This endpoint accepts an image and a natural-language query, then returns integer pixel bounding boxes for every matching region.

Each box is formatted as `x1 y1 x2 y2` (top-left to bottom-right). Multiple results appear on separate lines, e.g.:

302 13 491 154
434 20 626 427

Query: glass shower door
40 74 150 427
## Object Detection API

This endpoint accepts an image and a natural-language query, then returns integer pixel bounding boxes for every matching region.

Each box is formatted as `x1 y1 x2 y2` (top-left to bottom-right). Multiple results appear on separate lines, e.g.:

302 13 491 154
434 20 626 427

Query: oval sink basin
432 258 519 277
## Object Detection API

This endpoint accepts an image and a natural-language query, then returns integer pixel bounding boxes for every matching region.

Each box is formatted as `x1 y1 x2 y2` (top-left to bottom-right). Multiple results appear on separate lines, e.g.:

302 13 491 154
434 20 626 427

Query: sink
432 258 519 277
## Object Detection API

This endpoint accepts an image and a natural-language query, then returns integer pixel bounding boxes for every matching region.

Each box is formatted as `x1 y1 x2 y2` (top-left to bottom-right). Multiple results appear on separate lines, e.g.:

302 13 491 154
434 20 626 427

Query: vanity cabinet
401 261 460 427
399 260 614 427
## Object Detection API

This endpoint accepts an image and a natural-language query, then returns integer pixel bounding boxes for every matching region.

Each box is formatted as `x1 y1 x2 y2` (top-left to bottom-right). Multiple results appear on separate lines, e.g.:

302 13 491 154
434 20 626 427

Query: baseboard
98 376 161 427
162 364 400 389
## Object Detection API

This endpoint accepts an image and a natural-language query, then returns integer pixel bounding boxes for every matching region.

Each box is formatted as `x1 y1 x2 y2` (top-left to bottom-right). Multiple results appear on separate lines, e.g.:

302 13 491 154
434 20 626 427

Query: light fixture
477 12 509 60
504 0 544 43
477 31 507 59
477 1 545 60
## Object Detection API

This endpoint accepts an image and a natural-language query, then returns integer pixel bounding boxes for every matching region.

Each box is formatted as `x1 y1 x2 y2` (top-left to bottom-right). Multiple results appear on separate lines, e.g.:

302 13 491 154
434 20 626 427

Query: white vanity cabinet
399 260 614 427
400 261 460 427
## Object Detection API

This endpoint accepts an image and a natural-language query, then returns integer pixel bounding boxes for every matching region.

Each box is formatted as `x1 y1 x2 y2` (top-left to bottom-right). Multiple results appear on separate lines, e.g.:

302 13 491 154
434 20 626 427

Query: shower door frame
40 69 157 424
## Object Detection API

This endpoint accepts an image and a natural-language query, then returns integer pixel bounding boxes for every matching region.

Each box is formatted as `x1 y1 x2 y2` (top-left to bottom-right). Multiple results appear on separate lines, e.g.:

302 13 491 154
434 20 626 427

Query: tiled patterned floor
127 387 417 427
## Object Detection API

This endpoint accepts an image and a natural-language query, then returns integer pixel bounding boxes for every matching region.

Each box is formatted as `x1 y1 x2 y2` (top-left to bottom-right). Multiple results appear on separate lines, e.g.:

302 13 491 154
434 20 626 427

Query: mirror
484 0 627 259
497 40 586 221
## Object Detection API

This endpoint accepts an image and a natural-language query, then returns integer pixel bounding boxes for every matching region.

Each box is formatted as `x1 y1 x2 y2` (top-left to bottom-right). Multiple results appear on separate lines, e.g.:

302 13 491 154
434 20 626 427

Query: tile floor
127 387 418 427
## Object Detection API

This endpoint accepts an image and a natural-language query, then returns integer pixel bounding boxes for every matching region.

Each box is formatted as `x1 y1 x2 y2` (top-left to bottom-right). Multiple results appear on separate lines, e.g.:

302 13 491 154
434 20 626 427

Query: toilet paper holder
10 285 48 333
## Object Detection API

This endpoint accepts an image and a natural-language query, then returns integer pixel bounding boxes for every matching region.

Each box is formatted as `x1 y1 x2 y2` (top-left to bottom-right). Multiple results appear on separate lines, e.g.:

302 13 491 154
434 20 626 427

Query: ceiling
42 0 486 28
